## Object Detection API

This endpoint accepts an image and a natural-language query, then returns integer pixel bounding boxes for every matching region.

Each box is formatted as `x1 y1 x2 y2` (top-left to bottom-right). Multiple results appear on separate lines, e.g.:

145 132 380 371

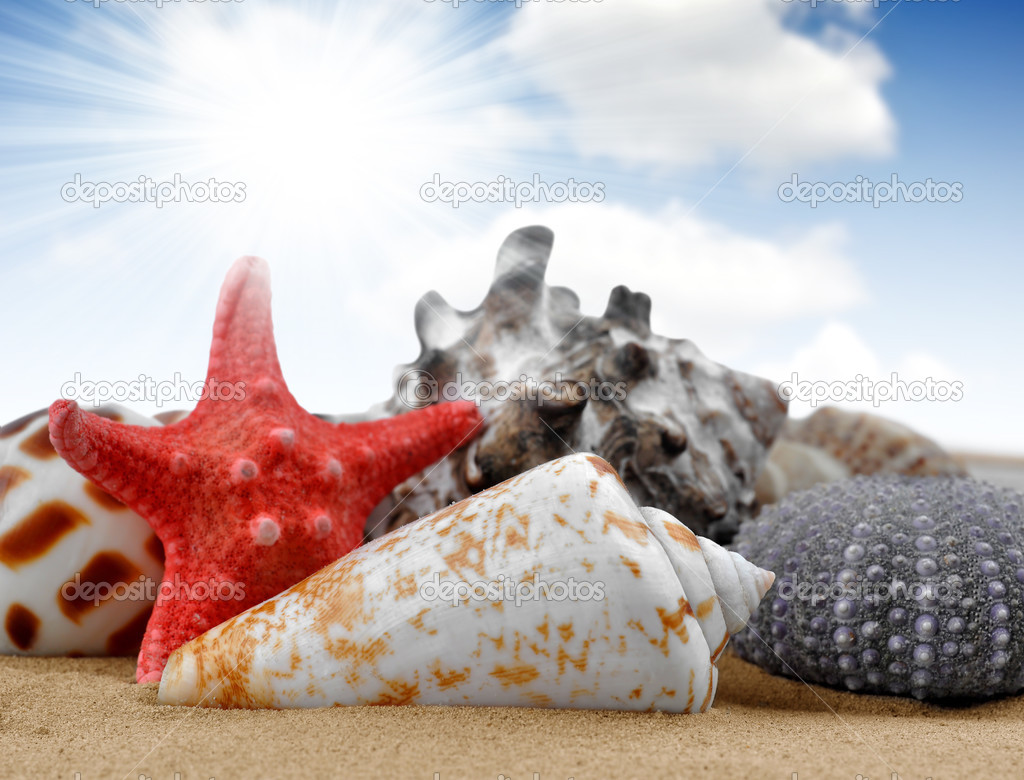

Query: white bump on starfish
254 378 279 397
170 453 190 476
231 459 259 483
312 514 332 539
323 458 343 480
251 516 280 546
272 428 295 449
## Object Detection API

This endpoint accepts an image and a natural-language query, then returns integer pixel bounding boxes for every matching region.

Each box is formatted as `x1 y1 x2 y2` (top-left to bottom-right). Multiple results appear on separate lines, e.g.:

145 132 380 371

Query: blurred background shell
755 407 968 507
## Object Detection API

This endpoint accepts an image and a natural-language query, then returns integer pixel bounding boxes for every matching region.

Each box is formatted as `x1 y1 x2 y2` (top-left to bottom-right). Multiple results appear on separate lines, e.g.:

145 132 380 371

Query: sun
157 5 487 233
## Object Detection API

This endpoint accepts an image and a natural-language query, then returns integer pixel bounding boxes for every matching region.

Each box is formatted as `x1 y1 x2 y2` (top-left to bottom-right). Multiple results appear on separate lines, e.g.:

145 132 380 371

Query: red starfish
49 256 483 683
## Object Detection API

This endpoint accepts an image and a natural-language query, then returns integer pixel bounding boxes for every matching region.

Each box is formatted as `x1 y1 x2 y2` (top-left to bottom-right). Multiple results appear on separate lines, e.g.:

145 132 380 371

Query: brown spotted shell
0 405 184 655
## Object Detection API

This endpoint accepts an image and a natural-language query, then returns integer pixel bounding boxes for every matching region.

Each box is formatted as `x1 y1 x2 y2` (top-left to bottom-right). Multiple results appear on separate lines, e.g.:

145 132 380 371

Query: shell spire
640 506 773 639
491 224 554 290
159 454 773 712
603 285 652 332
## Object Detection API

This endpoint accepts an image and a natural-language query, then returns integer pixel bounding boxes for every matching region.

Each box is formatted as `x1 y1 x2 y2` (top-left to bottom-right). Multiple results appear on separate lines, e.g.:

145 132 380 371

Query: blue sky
1 0 1021 454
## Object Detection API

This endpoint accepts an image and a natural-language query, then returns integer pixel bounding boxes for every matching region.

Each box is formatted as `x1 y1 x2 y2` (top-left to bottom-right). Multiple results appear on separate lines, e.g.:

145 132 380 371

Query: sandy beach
2 649 1022 780
3 454 1022 780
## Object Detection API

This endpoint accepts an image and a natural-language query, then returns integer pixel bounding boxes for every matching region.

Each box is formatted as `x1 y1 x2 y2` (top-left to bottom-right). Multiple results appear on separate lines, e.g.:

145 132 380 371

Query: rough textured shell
359 226 787 544
159 453 773 712
0 405 176 655
733 474 1024 701
755 407 966 506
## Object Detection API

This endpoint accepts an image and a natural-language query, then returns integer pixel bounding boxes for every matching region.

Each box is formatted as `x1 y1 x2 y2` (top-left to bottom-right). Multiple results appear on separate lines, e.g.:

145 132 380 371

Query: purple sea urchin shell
732 475 1024 701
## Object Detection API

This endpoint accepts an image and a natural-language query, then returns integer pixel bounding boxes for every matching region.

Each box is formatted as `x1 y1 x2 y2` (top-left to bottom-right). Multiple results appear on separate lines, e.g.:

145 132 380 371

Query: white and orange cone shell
159 453 773 712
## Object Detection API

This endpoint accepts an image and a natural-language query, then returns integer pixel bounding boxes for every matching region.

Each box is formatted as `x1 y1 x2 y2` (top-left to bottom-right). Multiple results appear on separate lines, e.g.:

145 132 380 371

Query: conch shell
159 453 773 712
359 226 788 544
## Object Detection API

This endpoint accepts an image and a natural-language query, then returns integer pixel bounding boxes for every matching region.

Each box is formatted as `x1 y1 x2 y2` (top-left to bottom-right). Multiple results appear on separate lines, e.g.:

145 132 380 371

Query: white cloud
901 352 960 384
757 321 882 384
753 321 970 448
498 0 895 169
346 202 869 365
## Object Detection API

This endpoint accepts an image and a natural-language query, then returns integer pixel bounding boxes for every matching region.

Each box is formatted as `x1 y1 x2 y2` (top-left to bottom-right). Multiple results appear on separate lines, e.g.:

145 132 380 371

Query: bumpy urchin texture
731 475 1024 701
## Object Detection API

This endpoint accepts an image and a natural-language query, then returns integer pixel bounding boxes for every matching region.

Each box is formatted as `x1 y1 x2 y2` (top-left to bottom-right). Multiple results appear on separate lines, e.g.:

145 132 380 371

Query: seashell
754 440 851 507
732 474 1024 701
158 453 774 711
355 226 787 544
0 405 182 655
755 407 966 506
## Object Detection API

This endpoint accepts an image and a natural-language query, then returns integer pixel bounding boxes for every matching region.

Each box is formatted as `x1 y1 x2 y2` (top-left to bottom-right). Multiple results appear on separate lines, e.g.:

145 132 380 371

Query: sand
6 455 1023 780
2 651 1022 780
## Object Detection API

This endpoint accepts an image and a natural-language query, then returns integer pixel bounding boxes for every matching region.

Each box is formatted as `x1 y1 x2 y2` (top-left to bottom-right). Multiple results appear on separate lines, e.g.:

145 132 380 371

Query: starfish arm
205 255 284 388
344 400 484 500
136 564 183 684
49 400 182 519
134 558 210 684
